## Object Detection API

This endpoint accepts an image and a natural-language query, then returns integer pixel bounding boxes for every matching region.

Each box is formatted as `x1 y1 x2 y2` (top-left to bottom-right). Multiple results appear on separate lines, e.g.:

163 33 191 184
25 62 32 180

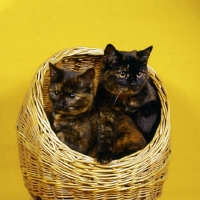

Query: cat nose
58 100 64 107
131 81 137 86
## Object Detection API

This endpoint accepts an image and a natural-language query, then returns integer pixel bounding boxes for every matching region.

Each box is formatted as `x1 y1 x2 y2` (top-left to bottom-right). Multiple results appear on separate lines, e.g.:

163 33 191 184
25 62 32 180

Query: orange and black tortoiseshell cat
49 63 98 156
96 44 160 164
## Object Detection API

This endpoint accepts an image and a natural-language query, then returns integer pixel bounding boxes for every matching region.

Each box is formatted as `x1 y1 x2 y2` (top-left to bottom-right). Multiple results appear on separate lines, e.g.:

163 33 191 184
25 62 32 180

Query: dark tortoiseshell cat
96 44 160 164
49 63 98 156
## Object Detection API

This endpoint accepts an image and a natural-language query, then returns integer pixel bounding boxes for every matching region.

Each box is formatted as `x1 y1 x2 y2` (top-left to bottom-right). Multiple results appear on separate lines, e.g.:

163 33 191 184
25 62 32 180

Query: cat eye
136 72 143 78
69 93 75 99
54 91 60 96
119 71 127 78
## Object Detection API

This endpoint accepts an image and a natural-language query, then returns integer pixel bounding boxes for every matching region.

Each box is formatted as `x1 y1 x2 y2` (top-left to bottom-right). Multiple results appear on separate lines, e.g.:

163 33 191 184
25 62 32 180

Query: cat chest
53 116 94 136
118 94 141 111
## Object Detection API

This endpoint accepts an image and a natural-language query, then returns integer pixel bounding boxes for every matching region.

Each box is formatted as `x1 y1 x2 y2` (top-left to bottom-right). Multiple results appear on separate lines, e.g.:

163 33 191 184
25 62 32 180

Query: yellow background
0 0 200 199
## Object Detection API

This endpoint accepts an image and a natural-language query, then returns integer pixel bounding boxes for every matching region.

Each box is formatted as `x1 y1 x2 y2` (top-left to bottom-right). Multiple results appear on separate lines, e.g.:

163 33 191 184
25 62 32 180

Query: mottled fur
97 44 157 163
96 44 160 164
103 44 161 140
49 63 98 156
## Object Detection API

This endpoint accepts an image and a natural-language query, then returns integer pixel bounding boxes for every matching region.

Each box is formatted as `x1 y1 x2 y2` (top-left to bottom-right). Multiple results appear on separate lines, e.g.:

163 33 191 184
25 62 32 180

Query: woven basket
17 47 170 200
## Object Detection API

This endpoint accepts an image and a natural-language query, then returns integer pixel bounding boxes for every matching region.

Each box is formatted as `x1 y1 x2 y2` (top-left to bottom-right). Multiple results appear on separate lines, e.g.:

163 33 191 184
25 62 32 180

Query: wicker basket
17 47 170 200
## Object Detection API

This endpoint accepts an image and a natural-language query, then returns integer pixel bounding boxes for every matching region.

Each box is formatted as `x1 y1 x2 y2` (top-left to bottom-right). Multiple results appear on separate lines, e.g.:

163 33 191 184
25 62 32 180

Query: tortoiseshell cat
96 44 160 164
49 63 98 156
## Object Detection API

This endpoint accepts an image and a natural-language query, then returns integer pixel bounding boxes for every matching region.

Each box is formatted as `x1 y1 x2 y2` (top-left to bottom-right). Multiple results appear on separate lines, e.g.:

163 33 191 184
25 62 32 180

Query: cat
95 44 149 164
49 63 98 156
96 44 160 164
102 44 161 142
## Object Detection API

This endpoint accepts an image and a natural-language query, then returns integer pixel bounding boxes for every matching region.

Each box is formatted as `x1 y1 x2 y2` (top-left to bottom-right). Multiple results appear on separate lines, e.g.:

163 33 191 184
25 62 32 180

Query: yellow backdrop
0 0 200 199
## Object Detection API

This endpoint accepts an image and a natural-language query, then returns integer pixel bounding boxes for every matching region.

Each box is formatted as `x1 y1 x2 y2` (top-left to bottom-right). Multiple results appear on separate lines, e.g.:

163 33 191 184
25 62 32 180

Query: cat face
49 63 95 115
101 44 152 95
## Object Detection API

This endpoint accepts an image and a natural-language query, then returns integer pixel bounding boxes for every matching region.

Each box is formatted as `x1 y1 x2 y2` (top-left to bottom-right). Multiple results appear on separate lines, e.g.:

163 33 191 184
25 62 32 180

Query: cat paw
97 151 113 164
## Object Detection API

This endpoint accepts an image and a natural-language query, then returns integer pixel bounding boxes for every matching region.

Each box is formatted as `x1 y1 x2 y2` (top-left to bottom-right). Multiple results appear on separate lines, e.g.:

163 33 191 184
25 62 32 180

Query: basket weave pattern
17 47 170 200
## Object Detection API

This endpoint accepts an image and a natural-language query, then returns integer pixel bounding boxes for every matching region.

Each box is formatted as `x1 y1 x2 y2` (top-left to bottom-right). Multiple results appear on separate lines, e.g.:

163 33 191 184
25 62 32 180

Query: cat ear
104 44 117 56
49 62 63 81
137 46 153 63
82 68 95 81
104 44 118 64
78 68 95 88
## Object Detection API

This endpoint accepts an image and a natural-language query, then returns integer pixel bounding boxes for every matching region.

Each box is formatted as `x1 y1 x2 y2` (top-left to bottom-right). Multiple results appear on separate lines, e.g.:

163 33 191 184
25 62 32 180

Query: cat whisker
112 89 123 106
141 87 148 93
